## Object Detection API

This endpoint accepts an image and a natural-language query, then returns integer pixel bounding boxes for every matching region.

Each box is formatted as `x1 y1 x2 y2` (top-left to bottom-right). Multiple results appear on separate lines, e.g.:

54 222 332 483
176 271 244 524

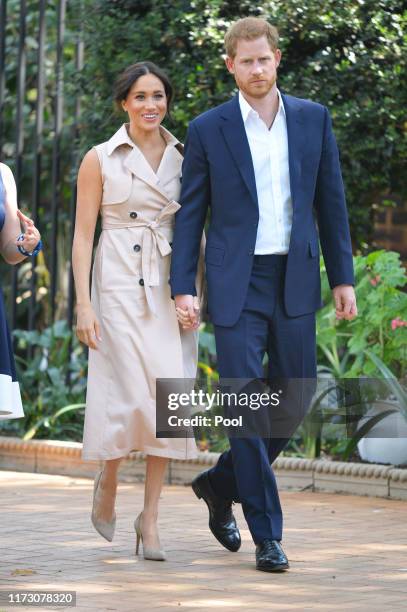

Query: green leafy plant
317 250 407 378
346 251 407 377
1 320 88 441
304 251 407 459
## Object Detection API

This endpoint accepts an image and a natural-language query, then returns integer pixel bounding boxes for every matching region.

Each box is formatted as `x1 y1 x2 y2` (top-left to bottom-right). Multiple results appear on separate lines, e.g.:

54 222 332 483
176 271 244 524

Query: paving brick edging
0 435 406 500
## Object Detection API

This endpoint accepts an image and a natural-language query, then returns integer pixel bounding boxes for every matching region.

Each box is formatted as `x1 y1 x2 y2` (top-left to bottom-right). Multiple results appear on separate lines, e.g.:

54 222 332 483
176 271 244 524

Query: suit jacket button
139 278 144 286
248 249 254 255
133 244 141 252
130 211 138 219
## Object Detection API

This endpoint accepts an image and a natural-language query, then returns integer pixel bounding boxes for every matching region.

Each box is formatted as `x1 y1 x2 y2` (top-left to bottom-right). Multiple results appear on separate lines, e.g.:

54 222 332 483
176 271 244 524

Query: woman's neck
127 123 164 148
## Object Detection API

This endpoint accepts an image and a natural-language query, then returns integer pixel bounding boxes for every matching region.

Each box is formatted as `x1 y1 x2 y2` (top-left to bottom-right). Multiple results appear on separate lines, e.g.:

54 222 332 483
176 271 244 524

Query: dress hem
81 445 198 462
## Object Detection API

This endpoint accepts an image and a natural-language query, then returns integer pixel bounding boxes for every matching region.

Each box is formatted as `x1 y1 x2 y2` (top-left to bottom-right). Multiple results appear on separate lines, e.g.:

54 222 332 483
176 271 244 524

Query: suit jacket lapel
219 95 258 208
281 93 305 210
219 93 306 211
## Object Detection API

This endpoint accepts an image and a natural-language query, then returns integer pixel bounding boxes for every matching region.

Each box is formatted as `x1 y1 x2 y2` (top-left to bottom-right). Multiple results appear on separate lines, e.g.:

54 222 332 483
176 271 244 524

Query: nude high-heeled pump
134 512 166 561
91 469 116 542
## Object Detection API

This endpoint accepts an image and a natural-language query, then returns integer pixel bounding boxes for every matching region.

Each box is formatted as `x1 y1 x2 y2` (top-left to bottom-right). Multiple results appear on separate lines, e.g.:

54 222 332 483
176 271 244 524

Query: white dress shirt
239 89 293 254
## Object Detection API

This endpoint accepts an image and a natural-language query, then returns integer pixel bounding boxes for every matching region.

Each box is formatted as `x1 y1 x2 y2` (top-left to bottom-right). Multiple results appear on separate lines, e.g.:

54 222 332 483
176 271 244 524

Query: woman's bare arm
72 148 102 349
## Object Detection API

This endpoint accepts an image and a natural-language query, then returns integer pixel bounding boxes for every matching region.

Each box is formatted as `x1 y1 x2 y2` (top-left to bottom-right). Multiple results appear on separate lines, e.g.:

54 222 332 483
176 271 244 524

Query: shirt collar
238 88 285 124
106 123 180 156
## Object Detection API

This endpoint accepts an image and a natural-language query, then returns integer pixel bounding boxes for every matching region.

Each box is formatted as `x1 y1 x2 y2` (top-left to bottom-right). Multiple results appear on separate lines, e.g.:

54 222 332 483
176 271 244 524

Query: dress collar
106 123 180 156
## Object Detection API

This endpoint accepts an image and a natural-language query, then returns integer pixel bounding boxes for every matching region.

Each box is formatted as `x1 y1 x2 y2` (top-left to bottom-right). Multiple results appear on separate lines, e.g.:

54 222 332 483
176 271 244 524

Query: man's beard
237 74 277 99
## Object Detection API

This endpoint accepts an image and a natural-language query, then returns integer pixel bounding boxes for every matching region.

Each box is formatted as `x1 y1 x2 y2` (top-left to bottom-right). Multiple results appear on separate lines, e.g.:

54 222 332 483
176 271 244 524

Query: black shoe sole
192 477 241 553
256 563 290 572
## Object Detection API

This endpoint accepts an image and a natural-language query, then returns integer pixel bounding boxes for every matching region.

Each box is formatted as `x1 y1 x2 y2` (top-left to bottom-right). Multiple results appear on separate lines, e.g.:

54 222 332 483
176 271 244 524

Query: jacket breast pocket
102 173 133 205
205 245 225 267
309 238 320 258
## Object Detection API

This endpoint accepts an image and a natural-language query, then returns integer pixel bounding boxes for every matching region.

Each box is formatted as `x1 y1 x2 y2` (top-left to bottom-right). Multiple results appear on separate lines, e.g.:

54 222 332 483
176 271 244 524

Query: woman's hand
76 304 101 350
175 296 201 330
15 210 41 253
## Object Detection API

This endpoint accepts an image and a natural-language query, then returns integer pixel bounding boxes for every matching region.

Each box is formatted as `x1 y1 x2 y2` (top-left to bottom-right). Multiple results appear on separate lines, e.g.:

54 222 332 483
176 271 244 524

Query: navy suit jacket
170 92 354 327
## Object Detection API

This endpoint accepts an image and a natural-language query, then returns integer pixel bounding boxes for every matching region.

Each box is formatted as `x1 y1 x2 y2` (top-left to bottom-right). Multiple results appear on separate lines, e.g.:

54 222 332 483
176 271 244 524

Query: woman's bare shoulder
0 162 15 180
0 163 17 195
79 148 101 175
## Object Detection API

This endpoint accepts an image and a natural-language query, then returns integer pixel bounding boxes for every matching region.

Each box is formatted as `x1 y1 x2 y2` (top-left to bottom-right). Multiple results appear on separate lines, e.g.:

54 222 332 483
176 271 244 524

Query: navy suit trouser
207 254 317 544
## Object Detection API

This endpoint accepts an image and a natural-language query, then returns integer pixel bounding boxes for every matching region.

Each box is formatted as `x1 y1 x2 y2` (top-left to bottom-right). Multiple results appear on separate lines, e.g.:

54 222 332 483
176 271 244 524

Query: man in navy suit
170 17 357 572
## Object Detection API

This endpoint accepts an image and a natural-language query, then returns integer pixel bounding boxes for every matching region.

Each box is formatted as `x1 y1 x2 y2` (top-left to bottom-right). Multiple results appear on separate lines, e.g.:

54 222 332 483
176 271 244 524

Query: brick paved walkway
1 470 406 612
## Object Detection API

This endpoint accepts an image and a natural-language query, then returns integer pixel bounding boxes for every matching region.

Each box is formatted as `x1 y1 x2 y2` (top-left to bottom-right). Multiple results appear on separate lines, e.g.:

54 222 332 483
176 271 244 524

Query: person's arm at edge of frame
0 163 40 264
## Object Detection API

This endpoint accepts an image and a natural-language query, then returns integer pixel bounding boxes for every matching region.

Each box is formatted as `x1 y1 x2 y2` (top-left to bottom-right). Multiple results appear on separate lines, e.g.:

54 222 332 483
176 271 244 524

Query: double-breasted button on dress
81 124 205 461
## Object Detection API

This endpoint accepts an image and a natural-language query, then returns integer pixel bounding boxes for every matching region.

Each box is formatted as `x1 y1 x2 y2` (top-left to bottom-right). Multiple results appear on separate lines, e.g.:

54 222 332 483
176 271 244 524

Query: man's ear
225 56 235 75
274 48 282 69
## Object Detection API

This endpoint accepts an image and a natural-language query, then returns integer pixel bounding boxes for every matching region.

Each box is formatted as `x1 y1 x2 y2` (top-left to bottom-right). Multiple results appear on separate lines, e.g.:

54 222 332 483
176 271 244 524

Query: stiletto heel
134 512 166 561
91 469 116 542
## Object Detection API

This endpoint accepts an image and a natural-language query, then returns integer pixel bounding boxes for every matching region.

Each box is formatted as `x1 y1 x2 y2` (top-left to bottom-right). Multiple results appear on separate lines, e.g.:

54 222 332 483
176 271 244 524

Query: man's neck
241 85 279 129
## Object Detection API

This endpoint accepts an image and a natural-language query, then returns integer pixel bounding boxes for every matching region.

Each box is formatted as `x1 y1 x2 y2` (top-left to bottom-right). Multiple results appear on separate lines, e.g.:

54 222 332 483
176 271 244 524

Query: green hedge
78 0 406 246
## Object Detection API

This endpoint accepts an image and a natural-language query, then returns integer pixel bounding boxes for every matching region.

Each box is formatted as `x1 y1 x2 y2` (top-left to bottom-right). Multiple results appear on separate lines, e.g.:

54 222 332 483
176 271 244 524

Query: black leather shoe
256 539 289 572
191 470 241 552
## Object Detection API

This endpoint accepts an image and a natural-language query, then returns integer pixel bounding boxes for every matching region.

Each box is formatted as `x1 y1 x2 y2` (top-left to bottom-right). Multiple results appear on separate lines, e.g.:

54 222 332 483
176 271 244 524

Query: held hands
76 304 102 350
15 210 41 253
175 295 201 330
332 284 357 320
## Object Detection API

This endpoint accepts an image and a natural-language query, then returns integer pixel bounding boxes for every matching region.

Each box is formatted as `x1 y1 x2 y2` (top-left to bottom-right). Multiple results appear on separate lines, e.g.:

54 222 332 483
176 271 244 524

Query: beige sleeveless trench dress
81 124 204 461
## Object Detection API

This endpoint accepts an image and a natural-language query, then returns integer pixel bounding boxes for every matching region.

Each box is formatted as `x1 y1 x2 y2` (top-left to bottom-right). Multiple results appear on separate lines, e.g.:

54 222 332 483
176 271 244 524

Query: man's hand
175 294 200 330
332 284 357 320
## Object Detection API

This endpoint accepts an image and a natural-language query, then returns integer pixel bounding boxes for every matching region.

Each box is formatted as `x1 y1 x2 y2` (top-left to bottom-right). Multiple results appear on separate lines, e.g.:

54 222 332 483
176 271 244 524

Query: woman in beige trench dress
72 62 204 561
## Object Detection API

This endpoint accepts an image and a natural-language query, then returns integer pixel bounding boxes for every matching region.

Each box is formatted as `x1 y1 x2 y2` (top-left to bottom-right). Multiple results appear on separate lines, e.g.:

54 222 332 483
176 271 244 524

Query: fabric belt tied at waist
102 199 181 315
